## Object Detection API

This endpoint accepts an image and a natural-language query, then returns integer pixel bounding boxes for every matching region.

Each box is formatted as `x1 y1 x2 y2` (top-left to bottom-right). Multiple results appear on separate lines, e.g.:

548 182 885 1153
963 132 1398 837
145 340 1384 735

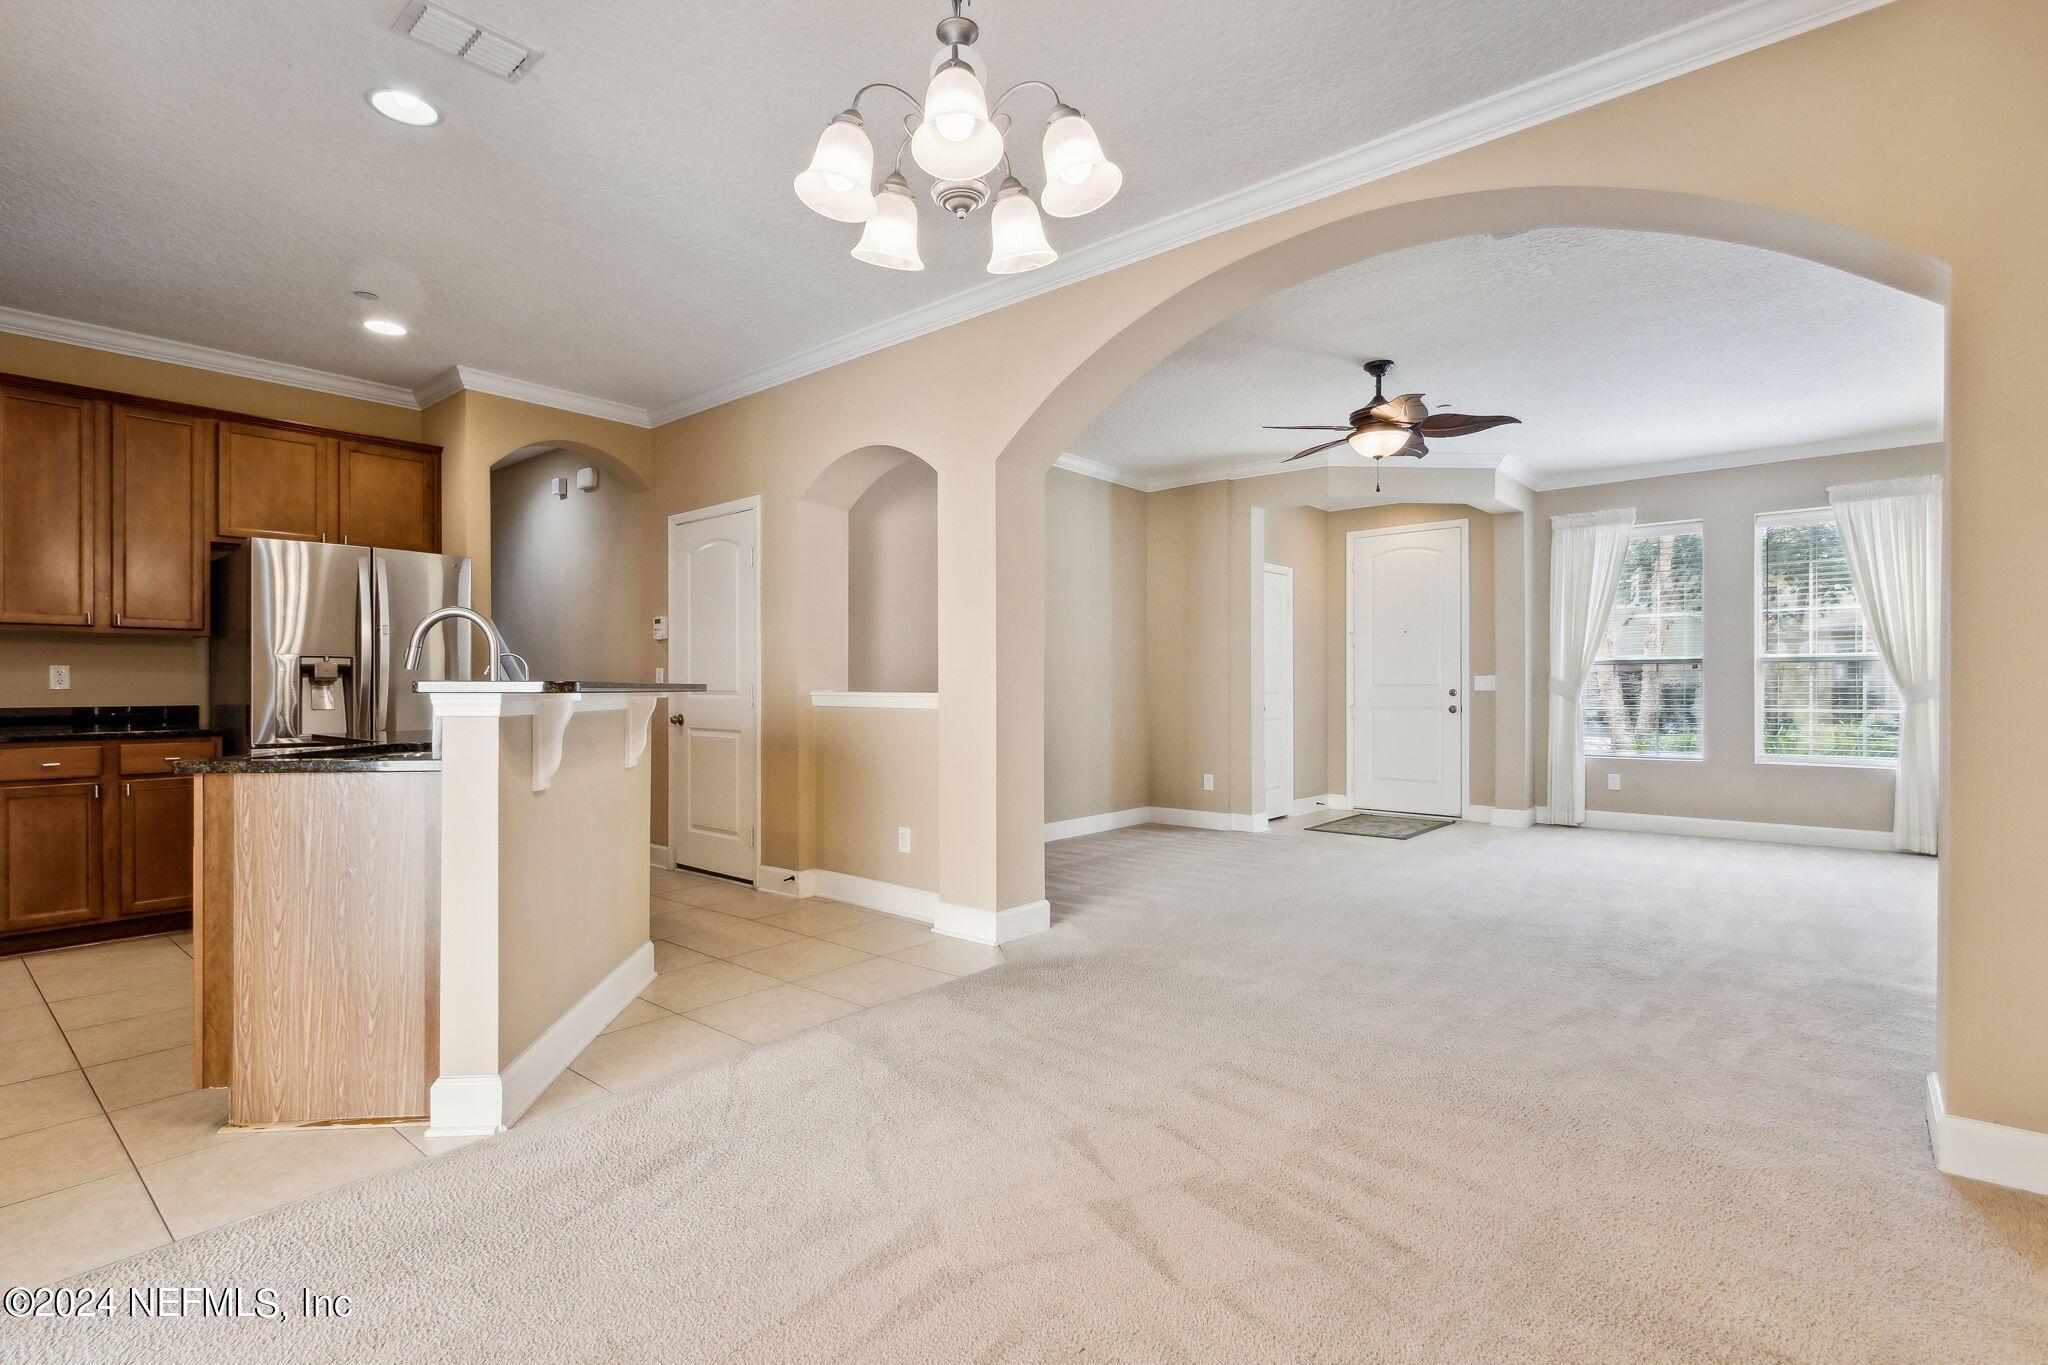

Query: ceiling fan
1265 359 1520 465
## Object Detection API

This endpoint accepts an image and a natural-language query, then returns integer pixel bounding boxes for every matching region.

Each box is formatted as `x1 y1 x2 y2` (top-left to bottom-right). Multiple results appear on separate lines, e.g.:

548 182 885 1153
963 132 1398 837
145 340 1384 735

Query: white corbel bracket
530 695 578 793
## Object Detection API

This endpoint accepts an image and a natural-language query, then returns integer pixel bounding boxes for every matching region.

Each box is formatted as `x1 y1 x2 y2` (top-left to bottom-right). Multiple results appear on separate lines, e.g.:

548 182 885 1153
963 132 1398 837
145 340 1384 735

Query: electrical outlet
1606 772 1622 790
897 826 912 853
1202 773 1214 791
654 667 665 684
48 665 70 691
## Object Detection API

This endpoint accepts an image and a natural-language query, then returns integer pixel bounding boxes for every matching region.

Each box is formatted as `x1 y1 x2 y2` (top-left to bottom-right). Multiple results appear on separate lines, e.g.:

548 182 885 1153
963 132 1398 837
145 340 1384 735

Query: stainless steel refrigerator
210 537 472 753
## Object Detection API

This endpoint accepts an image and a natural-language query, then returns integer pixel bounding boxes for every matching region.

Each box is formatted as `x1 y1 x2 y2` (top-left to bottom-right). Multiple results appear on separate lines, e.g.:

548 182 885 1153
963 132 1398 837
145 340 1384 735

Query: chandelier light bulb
987 179 1058 274
851 176 925 271
1346 421 1413 460
1039 107 1122 217
794 113 878 222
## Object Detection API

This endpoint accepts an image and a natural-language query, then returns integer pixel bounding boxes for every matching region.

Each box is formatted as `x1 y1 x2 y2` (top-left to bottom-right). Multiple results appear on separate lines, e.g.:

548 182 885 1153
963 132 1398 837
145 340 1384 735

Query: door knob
1448 704 1460 714
668 713 686 726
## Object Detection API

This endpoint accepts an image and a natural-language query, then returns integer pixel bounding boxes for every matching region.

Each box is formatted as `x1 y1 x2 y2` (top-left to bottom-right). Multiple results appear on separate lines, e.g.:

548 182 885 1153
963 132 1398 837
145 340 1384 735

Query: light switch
1203 774 1214 791
897 826 912 853
651 615 668 641
1473 675 1497 692
1606 773 1622 790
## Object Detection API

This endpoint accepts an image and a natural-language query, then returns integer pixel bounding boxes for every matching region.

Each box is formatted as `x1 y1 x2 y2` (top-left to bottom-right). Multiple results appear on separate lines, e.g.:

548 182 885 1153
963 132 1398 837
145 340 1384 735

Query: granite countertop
0 705 223 744
1 726 225 743
175 743 440 775
414 680 700 694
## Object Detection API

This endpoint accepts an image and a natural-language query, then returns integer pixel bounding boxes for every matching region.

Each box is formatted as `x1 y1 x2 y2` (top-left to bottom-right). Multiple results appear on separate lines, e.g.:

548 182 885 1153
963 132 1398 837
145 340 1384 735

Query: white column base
933 898 1051 945
1927 1073 2048 1197
426 1076 506 1139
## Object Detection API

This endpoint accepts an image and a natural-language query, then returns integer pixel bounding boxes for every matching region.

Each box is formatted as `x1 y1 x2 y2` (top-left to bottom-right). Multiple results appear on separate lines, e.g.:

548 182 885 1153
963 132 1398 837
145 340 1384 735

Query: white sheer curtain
1828 476 1943 854
1546 508 1636 825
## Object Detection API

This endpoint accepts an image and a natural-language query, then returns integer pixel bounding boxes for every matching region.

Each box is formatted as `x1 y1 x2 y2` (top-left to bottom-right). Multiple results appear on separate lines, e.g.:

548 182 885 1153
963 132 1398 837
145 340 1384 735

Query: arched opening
1019 185 1946 901
489 440 653 680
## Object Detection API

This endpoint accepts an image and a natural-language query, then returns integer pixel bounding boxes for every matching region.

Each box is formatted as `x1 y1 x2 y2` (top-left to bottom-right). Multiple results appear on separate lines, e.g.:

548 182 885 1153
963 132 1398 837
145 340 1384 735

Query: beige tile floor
0 868 1002 1288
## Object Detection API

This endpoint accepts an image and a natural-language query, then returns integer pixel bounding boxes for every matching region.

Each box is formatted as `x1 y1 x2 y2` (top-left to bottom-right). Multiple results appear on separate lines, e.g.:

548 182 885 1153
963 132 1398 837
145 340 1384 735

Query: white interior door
1263 564 1294 820
667 505 758 879
1349 523 1465 817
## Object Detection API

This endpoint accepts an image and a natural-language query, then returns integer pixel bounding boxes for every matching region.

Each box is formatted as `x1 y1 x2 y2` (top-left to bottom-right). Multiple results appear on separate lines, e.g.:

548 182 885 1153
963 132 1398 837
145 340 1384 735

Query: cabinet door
0 386 96 626
217 422 331 543
111 406 210 630
0 781 102 932
118 775 195 916
336 441 438 552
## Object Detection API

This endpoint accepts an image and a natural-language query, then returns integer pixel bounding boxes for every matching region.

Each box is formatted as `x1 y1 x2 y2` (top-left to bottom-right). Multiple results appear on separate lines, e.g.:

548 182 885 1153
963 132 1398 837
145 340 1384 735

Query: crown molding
413 365 653 427
647 0 1898 424
0 304 420 409
1051 452 1152 491
1530 425 1943 490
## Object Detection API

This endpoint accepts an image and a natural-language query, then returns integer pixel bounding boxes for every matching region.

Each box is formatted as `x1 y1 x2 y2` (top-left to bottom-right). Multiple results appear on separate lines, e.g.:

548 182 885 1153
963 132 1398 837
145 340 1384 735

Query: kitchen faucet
403 606 512 682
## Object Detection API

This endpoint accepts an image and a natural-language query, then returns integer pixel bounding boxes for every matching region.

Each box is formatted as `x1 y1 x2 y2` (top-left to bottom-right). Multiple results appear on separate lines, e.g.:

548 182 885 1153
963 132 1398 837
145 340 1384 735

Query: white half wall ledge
1538 806 1896 850
934 899 1052 946
808 691 939 709
1927 1073 2048 1198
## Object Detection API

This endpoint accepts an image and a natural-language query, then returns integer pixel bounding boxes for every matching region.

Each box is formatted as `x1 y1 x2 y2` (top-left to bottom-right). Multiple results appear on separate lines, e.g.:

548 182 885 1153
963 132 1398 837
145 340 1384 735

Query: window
1756 511 1900 765
1582 523 1704 758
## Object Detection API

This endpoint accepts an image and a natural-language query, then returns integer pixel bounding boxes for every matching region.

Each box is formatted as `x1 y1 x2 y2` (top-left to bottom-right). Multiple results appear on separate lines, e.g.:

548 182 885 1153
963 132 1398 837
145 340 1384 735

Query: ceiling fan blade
1263 425 1350 431
1368 393 1429 425
1392 433 1429 459
1282 437 1351 462
1417 413 1521 437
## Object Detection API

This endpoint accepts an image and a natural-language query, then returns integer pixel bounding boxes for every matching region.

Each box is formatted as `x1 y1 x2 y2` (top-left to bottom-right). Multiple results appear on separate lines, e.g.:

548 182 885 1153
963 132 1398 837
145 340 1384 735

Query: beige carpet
18 824 2048 1362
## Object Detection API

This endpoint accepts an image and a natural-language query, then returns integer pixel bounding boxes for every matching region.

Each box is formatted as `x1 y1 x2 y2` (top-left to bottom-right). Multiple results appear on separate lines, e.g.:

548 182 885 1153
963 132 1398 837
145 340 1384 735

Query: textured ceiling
1069 228 1945 479
0 0 1756 412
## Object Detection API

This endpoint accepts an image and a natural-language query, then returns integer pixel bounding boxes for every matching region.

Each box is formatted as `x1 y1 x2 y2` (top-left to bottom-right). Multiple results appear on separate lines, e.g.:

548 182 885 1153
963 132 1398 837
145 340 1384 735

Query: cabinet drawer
0 746 103 782
119 739 217 775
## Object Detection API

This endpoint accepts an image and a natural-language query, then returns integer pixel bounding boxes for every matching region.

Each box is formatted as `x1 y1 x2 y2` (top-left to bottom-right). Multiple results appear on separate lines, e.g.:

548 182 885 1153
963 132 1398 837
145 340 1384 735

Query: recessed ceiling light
363 318 409 337
368 89 441 126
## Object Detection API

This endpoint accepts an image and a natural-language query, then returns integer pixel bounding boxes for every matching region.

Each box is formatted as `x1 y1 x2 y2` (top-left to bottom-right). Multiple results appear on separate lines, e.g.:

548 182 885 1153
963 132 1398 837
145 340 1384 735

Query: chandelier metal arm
847 82 924 119
991 78 1066 119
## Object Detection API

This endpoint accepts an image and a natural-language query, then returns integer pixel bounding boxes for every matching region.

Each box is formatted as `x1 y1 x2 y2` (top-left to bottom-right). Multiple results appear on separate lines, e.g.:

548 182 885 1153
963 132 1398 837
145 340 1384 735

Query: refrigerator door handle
357 554 378 741
373 553 392 740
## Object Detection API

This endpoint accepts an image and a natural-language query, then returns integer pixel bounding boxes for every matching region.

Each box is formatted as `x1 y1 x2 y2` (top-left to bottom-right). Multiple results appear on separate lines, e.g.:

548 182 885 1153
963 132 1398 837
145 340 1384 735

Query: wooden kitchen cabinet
118 774 197 916
0 779 103 934
0 385 96 627
111 405 211 631
216 420 331 543
337 440 439 552
0 372 442 637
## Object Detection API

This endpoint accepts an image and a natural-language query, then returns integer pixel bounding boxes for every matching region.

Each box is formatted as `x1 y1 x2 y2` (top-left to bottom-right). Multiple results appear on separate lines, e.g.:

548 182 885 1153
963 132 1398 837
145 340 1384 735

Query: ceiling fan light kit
1266 359 1521 489
794 0 1124 274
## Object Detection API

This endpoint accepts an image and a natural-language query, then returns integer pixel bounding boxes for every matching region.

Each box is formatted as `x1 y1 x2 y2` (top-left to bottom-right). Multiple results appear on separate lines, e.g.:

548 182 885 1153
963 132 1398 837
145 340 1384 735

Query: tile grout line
12 938 178 1244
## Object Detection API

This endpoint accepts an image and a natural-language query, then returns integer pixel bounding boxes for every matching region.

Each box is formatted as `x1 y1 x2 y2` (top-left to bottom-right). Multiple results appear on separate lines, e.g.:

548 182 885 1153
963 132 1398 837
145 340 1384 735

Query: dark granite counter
0 705 224 744
175 743 440 774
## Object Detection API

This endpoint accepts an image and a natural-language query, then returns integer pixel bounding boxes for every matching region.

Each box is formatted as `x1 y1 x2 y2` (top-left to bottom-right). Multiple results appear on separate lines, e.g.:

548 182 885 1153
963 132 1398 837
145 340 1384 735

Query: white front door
1263 564 1293 820
1349 523 1465 818
667 505 759 879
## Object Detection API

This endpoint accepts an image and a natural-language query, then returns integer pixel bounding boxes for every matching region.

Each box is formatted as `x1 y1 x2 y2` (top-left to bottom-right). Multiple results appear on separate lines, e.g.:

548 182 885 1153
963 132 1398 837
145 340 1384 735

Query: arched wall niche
489 439 654 681
797 444 939 694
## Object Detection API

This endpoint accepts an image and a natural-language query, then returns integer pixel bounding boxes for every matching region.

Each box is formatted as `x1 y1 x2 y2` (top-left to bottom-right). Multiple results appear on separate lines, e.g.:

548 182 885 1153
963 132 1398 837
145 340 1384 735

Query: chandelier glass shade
795 1 1122 274
851 177 925 271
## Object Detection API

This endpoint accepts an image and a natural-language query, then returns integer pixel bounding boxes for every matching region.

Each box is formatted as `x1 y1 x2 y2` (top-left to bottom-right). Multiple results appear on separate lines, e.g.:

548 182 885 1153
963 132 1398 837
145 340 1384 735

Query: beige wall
847 458 938 693
491 449 654 682
1144 482 1234 813
1044 469 1150 823
813 705 940 891
1531 444 1945 830
0 635 209 709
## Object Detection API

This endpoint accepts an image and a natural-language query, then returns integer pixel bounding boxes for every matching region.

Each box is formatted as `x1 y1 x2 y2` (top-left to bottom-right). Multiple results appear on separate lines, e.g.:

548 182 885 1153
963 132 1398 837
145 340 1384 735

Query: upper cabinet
111 406 211 631
0 373 440 636
0 386 96 627
217 422 329 543
337 441 439 553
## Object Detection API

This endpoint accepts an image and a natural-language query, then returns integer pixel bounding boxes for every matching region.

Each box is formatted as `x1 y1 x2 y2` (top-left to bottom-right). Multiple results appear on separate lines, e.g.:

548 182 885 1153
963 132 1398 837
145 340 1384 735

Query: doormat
1306 811 1456 840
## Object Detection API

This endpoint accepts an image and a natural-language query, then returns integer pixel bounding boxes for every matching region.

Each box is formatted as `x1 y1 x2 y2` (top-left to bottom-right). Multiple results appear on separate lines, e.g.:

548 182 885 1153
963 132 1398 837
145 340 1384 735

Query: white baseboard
1145 806 1237 831
1554 806 1895 851
935 898 1051 945
1463 803 1494 823
1319 794 1351 811
1287 795 1324 817
754 864 803 897
496 941 655 1129
1490 807 1536 828
808 868 939 924
648 843 671 869
426 1075 507 1139
1044 807 1153 842
1926 1073 2048 1197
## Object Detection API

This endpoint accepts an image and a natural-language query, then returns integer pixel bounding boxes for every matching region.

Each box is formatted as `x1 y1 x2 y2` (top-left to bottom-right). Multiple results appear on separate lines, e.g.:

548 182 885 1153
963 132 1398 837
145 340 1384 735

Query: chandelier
793 0 1123 274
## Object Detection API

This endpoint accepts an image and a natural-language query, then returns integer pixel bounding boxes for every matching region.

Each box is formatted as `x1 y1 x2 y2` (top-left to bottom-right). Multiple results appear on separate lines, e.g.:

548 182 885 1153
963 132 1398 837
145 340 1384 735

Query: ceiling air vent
391 2 544 82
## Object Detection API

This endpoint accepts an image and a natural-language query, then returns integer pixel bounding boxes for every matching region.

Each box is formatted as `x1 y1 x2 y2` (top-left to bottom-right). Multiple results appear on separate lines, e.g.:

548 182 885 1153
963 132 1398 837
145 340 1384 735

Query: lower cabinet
0 736 218 947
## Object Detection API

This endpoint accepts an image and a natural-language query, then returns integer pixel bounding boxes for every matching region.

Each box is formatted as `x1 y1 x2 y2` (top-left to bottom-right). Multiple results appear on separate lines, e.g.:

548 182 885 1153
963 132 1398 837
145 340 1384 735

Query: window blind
1756 514 1901 764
